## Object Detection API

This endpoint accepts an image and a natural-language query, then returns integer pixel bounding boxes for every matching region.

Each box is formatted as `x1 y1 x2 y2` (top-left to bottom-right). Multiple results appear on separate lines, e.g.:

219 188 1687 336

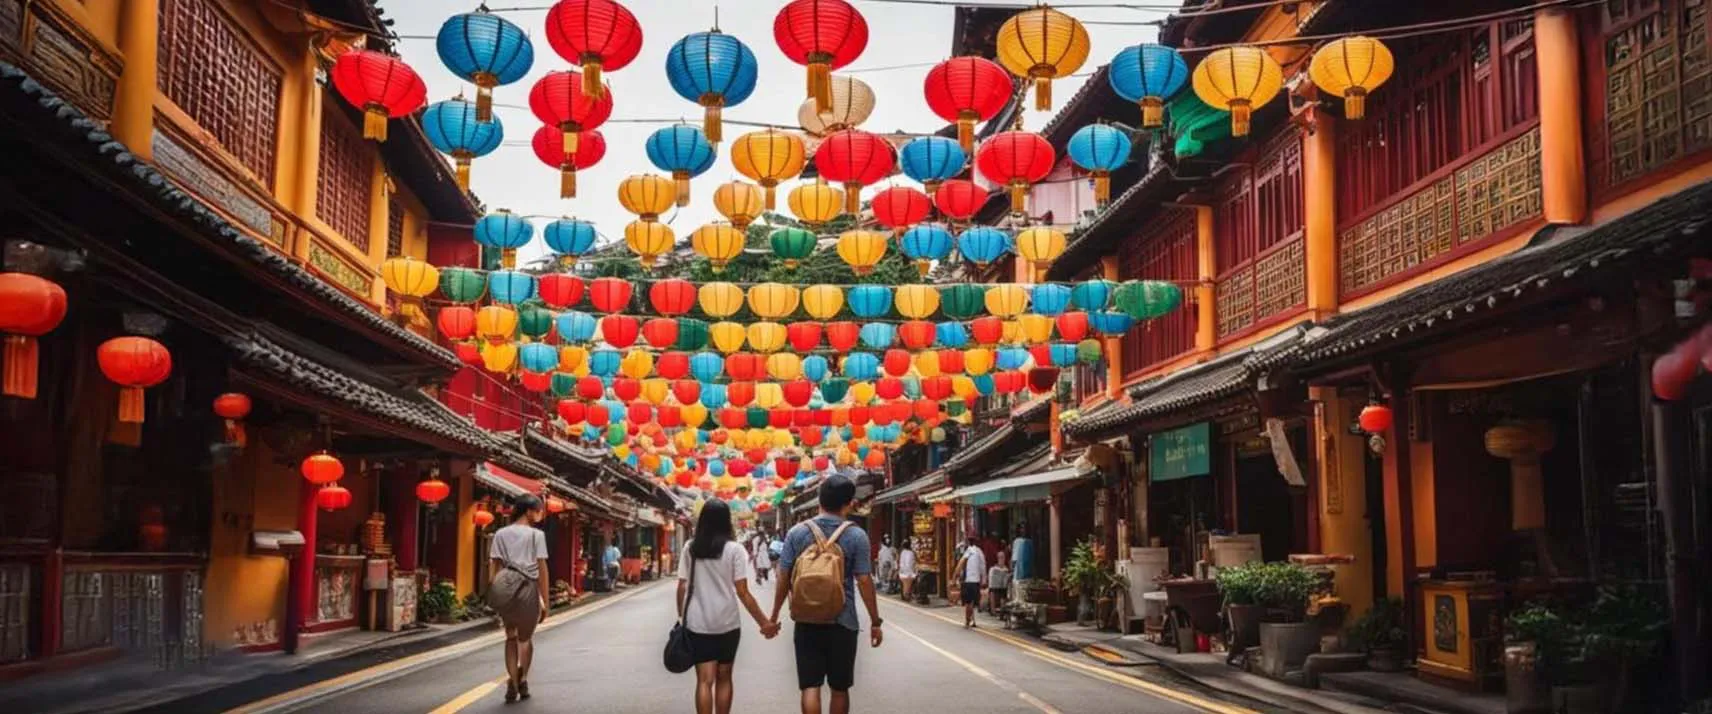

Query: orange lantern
301 452 344 484
96 336 172 423
212 392 252 447
473 507 496 528
416 477 452 504
0 273 68 399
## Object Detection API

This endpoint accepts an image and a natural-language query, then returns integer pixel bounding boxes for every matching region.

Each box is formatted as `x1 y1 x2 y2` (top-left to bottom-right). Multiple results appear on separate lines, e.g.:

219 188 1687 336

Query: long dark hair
690 500 733 560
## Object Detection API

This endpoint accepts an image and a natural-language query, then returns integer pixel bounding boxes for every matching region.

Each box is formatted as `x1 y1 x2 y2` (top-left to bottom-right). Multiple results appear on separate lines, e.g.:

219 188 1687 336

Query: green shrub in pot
1248 561 1319 621
1214 562 1260 606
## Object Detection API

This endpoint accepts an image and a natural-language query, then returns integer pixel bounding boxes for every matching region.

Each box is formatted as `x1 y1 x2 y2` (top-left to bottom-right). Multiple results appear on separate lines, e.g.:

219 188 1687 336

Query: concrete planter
1257 622 1319 679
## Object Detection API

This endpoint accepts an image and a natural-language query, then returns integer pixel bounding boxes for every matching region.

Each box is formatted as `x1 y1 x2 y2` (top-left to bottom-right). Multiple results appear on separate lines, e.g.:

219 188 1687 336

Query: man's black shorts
961 581 982 604
794 623 858 691
687 628 741 664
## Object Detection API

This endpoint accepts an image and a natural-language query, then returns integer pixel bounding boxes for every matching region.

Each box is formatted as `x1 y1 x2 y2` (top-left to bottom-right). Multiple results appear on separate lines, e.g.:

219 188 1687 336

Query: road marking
224 581 665 714
426 677 504 714
885 599 1257 714
891 622 1060 714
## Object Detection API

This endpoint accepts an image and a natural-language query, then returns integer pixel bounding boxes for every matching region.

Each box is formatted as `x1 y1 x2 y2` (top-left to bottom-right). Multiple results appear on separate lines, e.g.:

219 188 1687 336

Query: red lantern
641 318 679 349
600 315 639 348
793 408 816 427
473 508 496 528
1027 367 1060 394
675 471 696 487
649 279 697 316
727 381 756 407
586 404 611 427
1358 404 1394 433
769 408 793 428
589 277 633 312
330 50 427 141
212 392 252 447
417 477 452 505
97 336 172 423
657 351 690 380
776 458 801 480
1652 351 1699 401
612 377 641 401
969 316 1004 345
933 179 989 223
1029 343 1053 367
815 130 896 214
826 322 860 353
658 405 683 428
938 350 965 374
899 321 936 350
719 408 747 429
627 402 653 424
756 500 774 514
0 273 67 399
317 484 353 512
529 70 615 158
520 371 553 392
875 377 904 400
849 405 870 425
924 56 1014 151
537 275 585 309
546 496 569 514
671 379 701 405
783 379 814 408
544 0 642 101
531 125 607 198
773 0 868 113
576 375 605 401
871 186 931 235
922 375 953 400
455 342 482 365
437 306 477 342
1056 312 1090 342
882 349 912 377
558 399 588 424
730 460 754 477
913 399 939 421
976 131 1055 215
864 450 887 468
996 370 1025 394
800 426 824 447
787 322 823 353
301 452 344 484
813 455 831 471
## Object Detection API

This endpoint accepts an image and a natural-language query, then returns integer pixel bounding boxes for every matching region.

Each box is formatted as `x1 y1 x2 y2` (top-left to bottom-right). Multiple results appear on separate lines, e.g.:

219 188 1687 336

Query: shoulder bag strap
679 551 698 624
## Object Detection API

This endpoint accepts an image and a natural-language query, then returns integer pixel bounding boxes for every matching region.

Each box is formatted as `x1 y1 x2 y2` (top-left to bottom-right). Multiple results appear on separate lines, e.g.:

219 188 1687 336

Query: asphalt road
273 578 1265 714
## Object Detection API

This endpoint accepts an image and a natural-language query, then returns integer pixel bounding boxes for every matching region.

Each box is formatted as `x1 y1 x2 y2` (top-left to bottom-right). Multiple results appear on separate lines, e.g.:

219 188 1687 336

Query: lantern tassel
1230 100 1252 137
1034 76 1052 111
225 419 247 448
925 180 940 197
1094 172 1110 205
455 156 472 191
1141 97 1164 128
1009 183 1026 214
916 260 931 277
764 184 777 210
844 183 862 215
582 59 604 99
702 100 724 143
1345 88 1368 120
956 112 977 152
674 171 691 207
474 73 497 122
561 165 577 199
808 60 832 113
502 249 517 269
561 125 580 155
3 335 38 399
362 104 389 141
117 386 145 424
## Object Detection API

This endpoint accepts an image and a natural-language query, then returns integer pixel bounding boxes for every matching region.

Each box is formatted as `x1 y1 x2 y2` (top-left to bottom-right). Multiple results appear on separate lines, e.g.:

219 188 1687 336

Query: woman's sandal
505 680 518 703
518 680 531 700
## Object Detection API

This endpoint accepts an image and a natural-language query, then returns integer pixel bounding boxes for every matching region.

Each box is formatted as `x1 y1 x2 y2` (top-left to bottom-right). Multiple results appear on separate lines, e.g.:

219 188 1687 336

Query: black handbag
663 555 697 673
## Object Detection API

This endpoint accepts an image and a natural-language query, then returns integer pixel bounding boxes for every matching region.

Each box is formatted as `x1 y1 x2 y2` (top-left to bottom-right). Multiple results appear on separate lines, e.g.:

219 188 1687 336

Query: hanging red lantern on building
899 321 936 350
586 403 611 427
883 349 911 377
437 305 478 343
1358 403 1394 433
657 352 691 380
814 130 896 214
330 49 428 141
875 377 904 401
520 371 553 392
641 318 679 349
627 401 653 424
316 483 353 511
589 277 633 313
937 350 965 375
649 279 697 316
1055 312 1090 342
813 455 831 471
544 0 642 100
612 376 642 401
969 316 1005 345
537 275 585 310
783 380 814 408
576 375 605 401
301 452 344 485
924 56 1014 151
913 399 939 421
976 130 1056 215
719 407 747 429
600 315 640 348
932 179 989 223
826 322 860 353
455 342 482 365
787 322 823 353
726 352 764 381
558 399 588 424
473 507 496 528
773 0 868 113
871 186 931 237
727 381 756 407
529 70 615 157
212 392 252 447
922 375 954 400
532 125 607 198
96 336 172 424
0 273 67 399
671 379 701 405
417 476 452 505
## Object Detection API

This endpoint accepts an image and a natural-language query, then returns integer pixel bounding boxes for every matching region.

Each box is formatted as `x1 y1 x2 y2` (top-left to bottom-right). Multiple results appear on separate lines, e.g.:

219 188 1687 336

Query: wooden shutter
317 106 373 250
157 0 282 184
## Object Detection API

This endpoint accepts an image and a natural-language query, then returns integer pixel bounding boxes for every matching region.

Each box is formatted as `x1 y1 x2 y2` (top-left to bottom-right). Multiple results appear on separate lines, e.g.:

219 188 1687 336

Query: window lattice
317 107 373 250
1121 210 1198 373
157 0 281 184
1594 0 1712 190
1215 134 1305 337
386 196 405 257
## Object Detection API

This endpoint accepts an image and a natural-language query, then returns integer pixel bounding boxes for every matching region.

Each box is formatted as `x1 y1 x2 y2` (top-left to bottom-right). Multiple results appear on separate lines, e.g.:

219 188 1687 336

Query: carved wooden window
1121 210 1197 374
317 107 373 250
1589 0 1712 193
157 0 282 184
386 196 405 257
1214 133 1306 337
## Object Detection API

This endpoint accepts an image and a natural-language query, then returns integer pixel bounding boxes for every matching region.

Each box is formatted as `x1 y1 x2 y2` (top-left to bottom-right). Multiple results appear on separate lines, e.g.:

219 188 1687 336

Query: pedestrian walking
897 540 917 601
986 551 1012 616
951 536 986 628
752 532 772 585
770 475 883 714
487 494 550 703
875 535 897 594
604 540 622 587
677 500 779 714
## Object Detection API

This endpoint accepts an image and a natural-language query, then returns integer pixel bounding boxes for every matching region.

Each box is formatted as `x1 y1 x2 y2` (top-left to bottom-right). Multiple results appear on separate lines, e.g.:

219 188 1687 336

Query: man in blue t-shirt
770 475 883 714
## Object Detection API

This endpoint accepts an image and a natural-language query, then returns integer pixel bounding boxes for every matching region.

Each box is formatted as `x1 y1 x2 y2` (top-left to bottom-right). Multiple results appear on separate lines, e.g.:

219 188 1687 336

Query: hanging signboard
1149 422 1211 482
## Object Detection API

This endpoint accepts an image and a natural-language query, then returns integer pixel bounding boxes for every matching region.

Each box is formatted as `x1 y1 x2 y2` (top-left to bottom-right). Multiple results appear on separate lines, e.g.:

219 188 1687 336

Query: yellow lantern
767 353 803 381
710 321 747 353
680 402 708 427
571 361 590 377
641 378 670 405
952 376 978 401
1000 319 1022 344
675 428 699 453
753 382 783 409
836 230 888 276
476 305 518 342
985 284 1030 317
1018 314 1054 344
745 428 770 449
835 449 854 466
964 348 995 376
613 444 632 461
620 349 655 379
730 128 807 209
747 283 802 320
618 173 679 220
712 181 765 229
690 222 746 273
797 75 876 136
699 282 745 318
914 351 941 378
788 180 845 226
482 342 518 373
715 475 736 491
746 322 788 353
894 284 941 320
995 6 1091 111
770 429 794 448
802 285 845 320
849 380 875 404
624 220 675 269
380 257 439 322
1308 36 1394 120
1014 227 1066 271
1192 45 1283 137
559 345 589 373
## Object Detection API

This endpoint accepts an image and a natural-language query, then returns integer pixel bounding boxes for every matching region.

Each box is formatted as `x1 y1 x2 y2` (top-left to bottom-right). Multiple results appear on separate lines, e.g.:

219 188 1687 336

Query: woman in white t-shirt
488 494 549 703
897 540 918 600
677 500 779 714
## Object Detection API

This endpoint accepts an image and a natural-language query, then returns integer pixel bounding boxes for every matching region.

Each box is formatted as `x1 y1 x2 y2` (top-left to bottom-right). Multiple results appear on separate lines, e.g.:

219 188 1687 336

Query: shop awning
478 462 542 498
921 486 958 504
951 465 1090 506
634 508 666 526
870 472 946 506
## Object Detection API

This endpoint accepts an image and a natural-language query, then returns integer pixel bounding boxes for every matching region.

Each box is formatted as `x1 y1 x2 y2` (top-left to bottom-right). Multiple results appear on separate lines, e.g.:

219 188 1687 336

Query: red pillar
390 472 420 572
288 479 319 652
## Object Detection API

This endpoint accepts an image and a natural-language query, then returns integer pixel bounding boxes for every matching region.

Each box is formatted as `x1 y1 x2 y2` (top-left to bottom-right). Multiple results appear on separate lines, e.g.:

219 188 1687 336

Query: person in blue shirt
769 475 883 714
603 542 622 585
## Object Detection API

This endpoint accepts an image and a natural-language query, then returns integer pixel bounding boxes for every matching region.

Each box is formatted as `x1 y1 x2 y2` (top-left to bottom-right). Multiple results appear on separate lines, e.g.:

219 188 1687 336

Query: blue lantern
690 352 725 382
842 352 880 380
582 425 600 441
900 223 954 275
1108 43 1190 129
859 323 897 350
1049 343 1080 367
422 98 503 192
557 311 597 342
701 383 728 409
898 136 967 191
1072 280 1116 311
848 285 893 319
709 459 727 477
996 347 1031 371
1032 284 1073 316
803 355 831 383
935 321 969 349
1088 311 1136 335
901 376 922 399
436 10 534 123
602 400 626 425
972 374 996 396
474 210 533 268
645 124 717 207
543 218 597 264
958 227 1011 266
1066 125 1133 205
519 342 558 373
486 270 537 305
664 30 758 143
589 349 621 377
820 378 849 403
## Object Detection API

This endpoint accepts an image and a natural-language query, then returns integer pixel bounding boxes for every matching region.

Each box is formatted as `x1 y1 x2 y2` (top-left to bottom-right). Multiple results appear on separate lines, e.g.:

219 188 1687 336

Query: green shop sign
1150 423 1211 482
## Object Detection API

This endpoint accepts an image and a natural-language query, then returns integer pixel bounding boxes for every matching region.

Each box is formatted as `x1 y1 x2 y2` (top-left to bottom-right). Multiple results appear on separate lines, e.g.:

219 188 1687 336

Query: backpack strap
805 520 830 552
825 521 854 548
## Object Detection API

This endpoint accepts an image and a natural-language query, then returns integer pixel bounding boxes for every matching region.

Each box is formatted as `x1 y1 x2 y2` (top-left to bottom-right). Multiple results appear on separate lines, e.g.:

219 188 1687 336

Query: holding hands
759 619 781 639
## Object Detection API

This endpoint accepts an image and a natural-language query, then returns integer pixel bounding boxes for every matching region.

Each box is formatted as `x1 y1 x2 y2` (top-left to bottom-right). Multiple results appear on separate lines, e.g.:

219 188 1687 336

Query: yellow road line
224 581 663 714
892 623 1059 714
886 599 1257 714
426 677 504 714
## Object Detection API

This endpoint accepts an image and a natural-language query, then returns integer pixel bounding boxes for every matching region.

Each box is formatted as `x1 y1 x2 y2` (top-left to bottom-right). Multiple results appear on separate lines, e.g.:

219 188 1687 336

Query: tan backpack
789 520 854 624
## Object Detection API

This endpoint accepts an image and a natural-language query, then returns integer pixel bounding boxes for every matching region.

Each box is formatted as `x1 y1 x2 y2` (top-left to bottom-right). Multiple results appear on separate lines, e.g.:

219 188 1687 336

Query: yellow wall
1311 389 1374 616
204 442 302 650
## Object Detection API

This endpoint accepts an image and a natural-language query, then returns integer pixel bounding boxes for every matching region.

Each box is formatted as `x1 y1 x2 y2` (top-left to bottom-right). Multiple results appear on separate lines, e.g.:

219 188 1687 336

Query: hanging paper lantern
816 130 897 214
924 56 1014 151
618 173 678 221
871 186 932 237
544 0 642 100
481 342 518 373
898 136 967 194
936 321 969 349
826 321 860 353
647 278 697 317
438 267 486 305
520 343 559 374
1014 226 1067 272
729 352 765 381
788 180 845 226
97 337 172 423
774 0 869 112
698 282 745 318
423 98 503 190
899 223 954 276
841 352 880 380
588 349 622 377
933 179 990 224
836 230 888 276
938 349 966 375
876 374 905 398
474 211 534 269
537 274 585 310
730 128 807 209
301 452 344 484
589 277 633 313
675 318 710 350
543 219 598 267
957 227 1011 267
803 355 831 382
1075 339 1103 364
531 125 606 198
770 227 818 269
745 283 800 320
317 483 353 512
624 220 675 269
656 350 689 379
1018 314 1055 344
330 49 427 142
822 378 851 403
1309 36 1394 120
1113 280 1183 320
665 29 759 142
559 345 590 373
642 318 680 349
1026 284 1069 316
963 348 996 376
690 351 725 382
1048 342 1080 367
212 392 251 446
710 322 748 354
475 306 518 343
847 285 893 319
0 274 65 399
712 181 765 230
898 321 935 350
894 285 942 321
1055 311 1091 342
1071 279 1115 311
802 285 845 320
859 323 897 350
746 322 788 353
969 316 1004 345
486 270 537 306
646 124 717 206
472 506 496 528
769 354 805 382
995 6 1090 110
529 70 614 162
1066 125 1133 205
798 75 877 136
939 284 988 320
913 352 942 379
557 311 597 342
1027 366 1060 394
437 10 534 122
1109 43 1190 128
620 350 656 380
977 131 1055 215
1191 46 1284 137
517 305 553 339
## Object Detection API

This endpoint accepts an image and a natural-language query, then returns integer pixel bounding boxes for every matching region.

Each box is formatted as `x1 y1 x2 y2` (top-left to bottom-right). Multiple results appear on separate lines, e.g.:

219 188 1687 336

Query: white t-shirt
987 565 1011 590
898 549 917 577
753 544 771 571
489 523 548 580
962 547 987 584
877 545 897 568
677 540 751 634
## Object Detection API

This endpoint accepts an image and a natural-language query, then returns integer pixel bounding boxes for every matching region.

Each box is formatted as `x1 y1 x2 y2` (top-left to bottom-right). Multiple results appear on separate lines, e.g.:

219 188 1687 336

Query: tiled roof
1045 163 1176 281
524 429 605 484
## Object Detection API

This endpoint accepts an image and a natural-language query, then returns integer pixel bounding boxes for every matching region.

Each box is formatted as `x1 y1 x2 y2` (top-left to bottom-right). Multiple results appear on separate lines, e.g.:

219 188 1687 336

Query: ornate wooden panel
317 107 373 250
1214 131 1305 337
158 0 282 184
1215 266 1254 337
386 196 405 257
1453 126 1542 244
152 127 288 245
1253 236 1305 319
1593 0 1712 191
0 0 121 119
308 238 373 296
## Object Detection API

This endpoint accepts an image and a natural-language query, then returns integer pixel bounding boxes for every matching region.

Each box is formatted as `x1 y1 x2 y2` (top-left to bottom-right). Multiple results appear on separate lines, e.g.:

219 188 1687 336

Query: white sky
387 1 1161 263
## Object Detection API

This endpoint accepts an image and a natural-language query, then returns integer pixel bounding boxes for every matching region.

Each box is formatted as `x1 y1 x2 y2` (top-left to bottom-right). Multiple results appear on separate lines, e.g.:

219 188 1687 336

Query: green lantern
769 227 817 269
1076 339 1103 364
945 400 966 417
939 284 988 320
605 423 625 446
550 373 576 397
820 378 849 404
518 303 553 339
439 267 486 304
1113 280 1183 321
746 406 769 429
674 317 711 351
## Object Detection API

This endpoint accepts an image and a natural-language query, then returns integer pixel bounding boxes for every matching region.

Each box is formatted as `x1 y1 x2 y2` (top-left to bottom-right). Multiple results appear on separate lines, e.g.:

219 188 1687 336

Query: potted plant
418 579 460 624
1248 562 1322 678
1346 597 1408 672
1557 585 1667 714
1504 601 1565 714
1216 563 1263 657
1061 538 1111 626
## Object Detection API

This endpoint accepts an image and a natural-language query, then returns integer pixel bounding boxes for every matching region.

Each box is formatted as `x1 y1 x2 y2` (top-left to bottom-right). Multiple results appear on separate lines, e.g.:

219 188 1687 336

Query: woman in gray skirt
488 494 550 702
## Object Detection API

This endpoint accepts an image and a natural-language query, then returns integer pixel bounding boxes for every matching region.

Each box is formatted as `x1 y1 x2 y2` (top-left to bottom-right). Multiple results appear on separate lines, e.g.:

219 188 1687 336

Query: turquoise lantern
690 352 725 382
436 9 534 122
900 223 954 276
1108 43 1190 129
1066 124 1133 205
972 374 996 396
519 343 559 373
664 29 759 143
1071 279 1116 311
557 311 597 343
1088 311 1136 335
1049 342 1079 367
898 136 967 193
820 378 849 403
474 210 534 269
842 352 880 380
487 270 537 306
422 97 503 193
803 355 831 383
645 124 717 207
701 383 728 409
543 218 597 265
957 226 1011 266
935 321 969 349
589 349 621 377
997 347 1030 371
859 323 897 350
901 376 922 399
1032 283 1072 316
848 285 893 319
